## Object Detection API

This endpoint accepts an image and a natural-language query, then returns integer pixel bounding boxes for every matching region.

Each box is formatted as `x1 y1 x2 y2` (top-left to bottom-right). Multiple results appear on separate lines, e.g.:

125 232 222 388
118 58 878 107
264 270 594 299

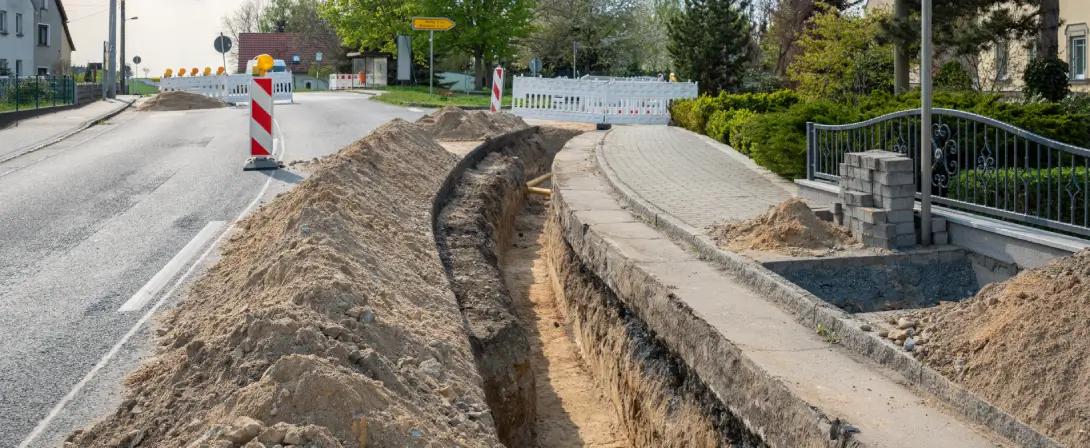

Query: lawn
372 87 512 108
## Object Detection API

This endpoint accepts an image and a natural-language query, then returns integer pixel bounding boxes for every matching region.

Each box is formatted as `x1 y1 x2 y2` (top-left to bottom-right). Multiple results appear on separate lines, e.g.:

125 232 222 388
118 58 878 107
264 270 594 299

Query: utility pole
920 0 933 246
120 0 126 95
106 0 117 98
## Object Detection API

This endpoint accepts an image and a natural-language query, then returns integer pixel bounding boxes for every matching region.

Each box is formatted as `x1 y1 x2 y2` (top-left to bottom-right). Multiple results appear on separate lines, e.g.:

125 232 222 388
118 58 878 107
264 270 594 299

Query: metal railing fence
0 75 76 112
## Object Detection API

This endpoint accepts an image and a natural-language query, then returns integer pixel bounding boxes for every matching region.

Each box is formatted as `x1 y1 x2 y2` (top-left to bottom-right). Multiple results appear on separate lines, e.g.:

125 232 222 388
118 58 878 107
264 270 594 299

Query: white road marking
408 107 424 112
17 119 288 448
117 221 226 312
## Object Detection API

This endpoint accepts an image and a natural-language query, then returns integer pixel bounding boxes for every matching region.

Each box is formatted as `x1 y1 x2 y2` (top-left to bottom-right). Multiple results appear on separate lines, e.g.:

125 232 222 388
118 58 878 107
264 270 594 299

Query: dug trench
435 126 765 447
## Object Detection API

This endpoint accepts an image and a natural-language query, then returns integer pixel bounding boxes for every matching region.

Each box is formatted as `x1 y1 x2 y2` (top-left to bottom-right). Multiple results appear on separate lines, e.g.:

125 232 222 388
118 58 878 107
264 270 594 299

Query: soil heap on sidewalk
908 249 1090 447
137 91 226 111
708 198 859 256
417 106 529 141
67 120 502 448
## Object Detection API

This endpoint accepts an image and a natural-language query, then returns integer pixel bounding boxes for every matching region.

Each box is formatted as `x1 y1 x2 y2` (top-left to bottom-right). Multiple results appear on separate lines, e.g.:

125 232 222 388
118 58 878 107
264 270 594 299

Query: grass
372 87 512 108
0 101 65 112
128 81 159 95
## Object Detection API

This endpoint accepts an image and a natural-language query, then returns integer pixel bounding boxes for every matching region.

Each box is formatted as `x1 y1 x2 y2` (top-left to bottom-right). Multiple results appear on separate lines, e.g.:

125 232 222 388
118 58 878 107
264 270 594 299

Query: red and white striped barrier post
491 67 505 113
243 77 279 171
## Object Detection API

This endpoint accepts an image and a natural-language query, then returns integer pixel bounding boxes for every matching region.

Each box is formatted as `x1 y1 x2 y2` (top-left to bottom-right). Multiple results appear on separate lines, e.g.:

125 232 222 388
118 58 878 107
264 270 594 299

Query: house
32 0 75 75
237 33 338 89
868 0 1089 93
0 0 36 76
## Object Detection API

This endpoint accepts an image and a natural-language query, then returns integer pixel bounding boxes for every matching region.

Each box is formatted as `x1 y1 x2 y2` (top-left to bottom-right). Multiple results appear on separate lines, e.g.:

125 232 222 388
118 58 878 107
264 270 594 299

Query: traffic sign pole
220 33 228 74
411 17 455 96
430 31 434 96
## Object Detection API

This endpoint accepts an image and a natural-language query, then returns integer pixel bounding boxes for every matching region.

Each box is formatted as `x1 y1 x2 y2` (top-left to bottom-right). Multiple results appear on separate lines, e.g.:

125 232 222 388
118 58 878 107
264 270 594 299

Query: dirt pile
137 91 226 111
417 106 529 141
68 119 503 448
707 198 859 256
907 249 1090 447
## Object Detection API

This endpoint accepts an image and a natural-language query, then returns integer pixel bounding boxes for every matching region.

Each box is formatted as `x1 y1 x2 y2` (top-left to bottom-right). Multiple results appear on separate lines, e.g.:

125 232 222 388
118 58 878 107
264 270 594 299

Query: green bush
935 61 974 91
1024 57 1071 102
705 109 734 142
949 167 1088 224
738 100 858 178
670 90 801 133
727 109 759 153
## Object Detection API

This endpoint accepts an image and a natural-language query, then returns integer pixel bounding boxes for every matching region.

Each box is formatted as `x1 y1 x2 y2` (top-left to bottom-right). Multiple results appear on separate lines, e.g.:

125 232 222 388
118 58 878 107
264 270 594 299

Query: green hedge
949 167 1089 225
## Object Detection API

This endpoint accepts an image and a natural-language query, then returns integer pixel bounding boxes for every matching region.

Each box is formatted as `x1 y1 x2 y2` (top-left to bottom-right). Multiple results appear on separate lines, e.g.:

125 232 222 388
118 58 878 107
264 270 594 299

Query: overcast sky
67 0 249 76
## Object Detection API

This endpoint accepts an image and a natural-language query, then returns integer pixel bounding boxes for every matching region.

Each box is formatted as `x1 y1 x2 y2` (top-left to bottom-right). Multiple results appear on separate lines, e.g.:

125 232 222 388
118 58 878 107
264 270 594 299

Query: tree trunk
474 49 485 91
893 0 910 93
1038 0 1060 59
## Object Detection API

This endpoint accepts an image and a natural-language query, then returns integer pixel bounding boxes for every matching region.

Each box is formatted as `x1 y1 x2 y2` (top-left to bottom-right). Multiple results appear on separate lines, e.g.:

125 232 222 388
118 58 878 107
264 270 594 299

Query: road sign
214 35 233 54
529 58 541 75
412 17 456 31
133 55 141 64
316 52 323 61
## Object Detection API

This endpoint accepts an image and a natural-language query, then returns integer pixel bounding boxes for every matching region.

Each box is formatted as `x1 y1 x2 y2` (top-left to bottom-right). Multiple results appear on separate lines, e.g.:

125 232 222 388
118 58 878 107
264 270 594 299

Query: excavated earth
137 91 227 112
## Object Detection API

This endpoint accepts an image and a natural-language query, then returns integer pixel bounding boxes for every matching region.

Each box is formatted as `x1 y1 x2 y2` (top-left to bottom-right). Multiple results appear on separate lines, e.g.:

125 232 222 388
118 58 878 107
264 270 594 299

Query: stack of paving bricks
838 150 918 249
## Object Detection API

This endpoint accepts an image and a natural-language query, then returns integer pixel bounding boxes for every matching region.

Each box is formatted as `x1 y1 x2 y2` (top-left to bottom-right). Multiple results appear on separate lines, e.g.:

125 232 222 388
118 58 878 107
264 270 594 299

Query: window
16 59 23 77
0 10 7 34
1072 36 1087 80
37 67 48 76
16 13 22 36
37 24 49 46
995 40 1010 80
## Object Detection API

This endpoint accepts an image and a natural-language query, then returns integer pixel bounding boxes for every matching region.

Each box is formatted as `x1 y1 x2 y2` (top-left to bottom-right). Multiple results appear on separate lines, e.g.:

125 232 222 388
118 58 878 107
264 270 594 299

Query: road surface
0 92 427 447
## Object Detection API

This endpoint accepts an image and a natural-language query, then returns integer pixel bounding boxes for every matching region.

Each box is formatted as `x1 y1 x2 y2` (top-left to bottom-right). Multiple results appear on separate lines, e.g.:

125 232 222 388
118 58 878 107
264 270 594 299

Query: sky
66 0 249 76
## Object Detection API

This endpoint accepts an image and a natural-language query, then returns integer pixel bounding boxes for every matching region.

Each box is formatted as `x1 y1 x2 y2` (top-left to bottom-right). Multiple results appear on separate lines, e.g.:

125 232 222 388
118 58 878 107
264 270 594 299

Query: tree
759 0 861 78
668 0 751 95
1037 0 1060 59
788 4 891 100
1023 56 1070 101
321 0 423 60
143 67 151 77
222 0 268 71
419 0 534 90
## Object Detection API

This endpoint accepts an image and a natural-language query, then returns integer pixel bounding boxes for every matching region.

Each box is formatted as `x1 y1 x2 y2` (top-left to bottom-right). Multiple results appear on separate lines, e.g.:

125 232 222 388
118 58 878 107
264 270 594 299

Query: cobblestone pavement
0 97 135 161
601 125 791 229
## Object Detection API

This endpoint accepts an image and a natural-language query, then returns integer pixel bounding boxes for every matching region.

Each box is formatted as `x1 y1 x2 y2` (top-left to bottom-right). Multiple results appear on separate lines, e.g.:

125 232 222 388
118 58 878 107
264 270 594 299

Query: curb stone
592 132 1061 448
0 98 137 165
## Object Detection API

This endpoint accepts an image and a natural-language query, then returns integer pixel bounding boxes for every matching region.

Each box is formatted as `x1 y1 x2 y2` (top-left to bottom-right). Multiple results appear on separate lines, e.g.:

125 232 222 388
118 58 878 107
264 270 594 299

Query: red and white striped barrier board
491 67 505 113
243 78 279 171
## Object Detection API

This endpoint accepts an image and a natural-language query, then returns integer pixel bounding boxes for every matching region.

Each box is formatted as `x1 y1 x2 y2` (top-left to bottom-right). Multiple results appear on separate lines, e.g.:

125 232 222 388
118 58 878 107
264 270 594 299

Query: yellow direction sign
412 17 456 31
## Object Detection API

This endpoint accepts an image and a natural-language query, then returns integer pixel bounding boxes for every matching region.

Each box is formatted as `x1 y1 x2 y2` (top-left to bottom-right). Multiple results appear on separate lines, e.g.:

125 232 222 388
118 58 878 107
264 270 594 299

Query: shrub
671 90 801 133
935 61 974 91
949 167 1088 224
727 109 759 153
1024 57 1071 102
738 100 857 178
705 109 734 142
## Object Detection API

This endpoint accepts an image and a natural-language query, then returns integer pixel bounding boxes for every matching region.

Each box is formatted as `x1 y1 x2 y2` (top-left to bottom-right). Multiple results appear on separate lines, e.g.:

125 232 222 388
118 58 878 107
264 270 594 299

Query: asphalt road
0 92 426 447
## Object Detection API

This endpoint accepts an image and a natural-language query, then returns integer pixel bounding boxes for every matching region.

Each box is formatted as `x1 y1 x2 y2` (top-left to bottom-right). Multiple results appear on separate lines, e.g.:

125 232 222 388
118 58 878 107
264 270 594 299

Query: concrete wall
0 0 36 75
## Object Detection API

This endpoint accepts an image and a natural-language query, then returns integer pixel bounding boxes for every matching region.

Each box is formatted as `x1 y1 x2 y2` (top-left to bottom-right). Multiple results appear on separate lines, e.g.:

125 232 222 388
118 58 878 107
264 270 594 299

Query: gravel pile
708 198 860 257
137 91 226 111
905 249 1090 447
416 106 529 141
67 119 502 448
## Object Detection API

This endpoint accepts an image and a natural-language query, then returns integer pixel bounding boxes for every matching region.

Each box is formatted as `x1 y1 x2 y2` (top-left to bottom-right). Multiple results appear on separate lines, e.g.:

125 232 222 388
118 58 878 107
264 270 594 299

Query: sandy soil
440 141 483 158
904 249 1090 447
137 91 226 112
708 198 864 257
417 107 530 141
504 196 628 447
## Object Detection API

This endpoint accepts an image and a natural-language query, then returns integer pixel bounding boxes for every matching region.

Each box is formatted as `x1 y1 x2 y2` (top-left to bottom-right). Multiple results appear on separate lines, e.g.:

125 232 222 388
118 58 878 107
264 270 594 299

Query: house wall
0 0 36 76
31 0 68 75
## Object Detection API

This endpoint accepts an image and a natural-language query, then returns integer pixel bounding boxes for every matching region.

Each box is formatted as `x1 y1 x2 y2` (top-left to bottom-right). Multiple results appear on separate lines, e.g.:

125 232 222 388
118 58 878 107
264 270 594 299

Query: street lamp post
120 3 138 94
107 0 117 98
920 0 933 245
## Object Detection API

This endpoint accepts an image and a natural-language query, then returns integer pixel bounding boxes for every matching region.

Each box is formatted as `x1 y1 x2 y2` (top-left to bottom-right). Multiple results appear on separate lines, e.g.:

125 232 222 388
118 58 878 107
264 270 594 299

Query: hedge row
670 90 1090 180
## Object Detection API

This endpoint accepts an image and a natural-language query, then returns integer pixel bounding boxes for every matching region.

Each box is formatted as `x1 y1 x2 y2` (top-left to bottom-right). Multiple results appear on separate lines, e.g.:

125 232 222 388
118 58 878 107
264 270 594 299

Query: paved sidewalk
601 126 792 228
0 96 137 162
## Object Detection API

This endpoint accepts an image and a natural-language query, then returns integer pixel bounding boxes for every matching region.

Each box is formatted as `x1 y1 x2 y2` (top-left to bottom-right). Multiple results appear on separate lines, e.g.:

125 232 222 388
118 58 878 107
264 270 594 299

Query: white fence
328 73 388 90
511 76 698 125
159 73 294 103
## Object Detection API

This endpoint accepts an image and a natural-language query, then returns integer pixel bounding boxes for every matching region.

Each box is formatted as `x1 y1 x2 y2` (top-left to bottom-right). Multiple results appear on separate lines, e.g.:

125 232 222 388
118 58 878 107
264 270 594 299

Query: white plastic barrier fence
328 72 389 90
159 73 293 103
510 76 698 125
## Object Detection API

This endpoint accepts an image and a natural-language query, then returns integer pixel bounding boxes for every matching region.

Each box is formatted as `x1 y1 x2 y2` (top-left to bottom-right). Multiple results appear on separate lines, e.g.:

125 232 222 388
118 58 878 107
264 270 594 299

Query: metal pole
107 0 117 98
429 31 434 95
920 0 933 246
221 32 228 74
120 0 126 95
102 41 107 100
573 42 577 78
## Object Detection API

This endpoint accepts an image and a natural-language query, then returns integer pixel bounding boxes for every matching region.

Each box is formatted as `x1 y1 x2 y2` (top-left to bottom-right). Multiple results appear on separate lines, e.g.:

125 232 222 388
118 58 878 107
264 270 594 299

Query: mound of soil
417 106 529 141
67 120 502 448
907 249 1090 447
137 91 226 112
708 198 859 257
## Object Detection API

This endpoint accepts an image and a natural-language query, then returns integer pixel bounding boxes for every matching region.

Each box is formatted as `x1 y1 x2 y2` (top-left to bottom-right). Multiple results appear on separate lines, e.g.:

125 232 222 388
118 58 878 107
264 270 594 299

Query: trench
435 127 767 447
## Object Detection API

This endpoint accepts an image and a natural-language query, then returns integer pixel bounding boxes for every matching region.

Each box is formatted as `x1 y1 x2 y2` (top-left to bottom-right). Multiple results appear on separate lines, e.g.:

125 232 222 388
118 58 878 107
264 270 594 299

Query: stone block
845 152 863 168
848 178 873 194
863 223 897 238
839 163 850 178
876 184 916 199
895 234 918 248
847 165 874 182
863 235 897 250
841 191 873 207
878 157 915 173
879 196 915 210
888 210 915 224
895 221 916 236
873 171 915 186
932 231 950 245
931 217 947 233
858 207 887 225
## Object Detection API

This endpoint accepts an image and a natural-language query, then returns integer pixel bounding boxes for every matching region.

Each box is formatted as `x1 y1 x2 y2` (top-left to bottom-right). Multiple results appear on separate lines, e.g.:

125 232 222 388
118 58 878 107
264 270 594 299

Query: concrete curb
0 98 137 165
592 133 1062 448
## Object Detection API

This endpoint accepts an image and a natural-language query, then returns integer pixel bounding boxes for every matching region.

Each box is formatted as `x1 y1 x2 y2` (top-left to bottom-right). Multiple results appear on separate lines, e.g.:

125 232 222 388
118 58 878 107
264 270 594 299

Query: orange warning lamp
253 54 274 76
164 69 173 78
178 68 187 76
203 67 212 76
217 66 226 75
191 68 199 77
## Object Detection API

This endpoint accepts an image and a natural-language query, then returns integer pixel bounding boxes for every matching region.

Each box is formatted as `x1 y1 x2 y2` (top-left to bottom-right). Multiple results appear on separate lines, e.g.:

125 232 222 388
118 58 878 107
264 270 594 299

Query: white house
0 0 37 76
32 0 75 75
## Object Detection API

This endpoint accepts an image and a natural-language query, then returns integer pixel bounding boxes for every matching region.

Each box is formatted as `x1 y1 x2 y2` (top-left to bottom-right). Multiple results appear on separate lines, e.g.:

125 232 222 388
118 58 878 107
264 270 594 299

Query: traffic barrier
491 67 504 113
159 73 293 103
243 77 279 171
509 76 698 125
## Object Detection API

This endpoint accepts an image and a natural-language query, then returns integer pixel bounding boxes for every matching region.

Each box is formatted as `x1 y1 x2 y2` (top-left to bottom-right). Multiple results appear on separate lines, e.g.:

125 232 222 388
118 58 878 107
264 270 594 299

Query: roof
55 0 76 51
237 33 335 74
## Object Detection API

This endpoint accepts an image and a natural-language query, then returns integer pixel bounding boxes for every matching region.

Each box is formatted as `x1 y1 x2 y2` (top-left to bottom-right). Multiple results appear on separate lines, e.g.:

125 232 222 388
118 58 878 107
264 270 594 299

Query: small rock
321 325 344 338
130 404 144 414
222 417 264 445
155 328 169 337
859 324 872 332
438 384 456 399
887 328 910 341
419 358 443 379
257 425 287 444
903 338 916 352
896 317 917 330
877 330 889 338
553 322 560 328
362 310 375 323
282 427 305 445
409 429 423 437
185 340 206 363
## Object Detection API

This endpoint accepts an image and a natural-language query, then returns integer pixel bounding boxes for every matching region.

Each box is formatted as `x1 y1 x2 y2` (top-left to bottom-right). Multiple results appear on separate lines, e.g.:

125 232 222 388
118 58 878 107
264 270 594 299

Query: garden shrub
949 167 1088 224
1024 57 1071 102
705 109 734 142
727 109 759 153
739 100 857 178
935 61 974 91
